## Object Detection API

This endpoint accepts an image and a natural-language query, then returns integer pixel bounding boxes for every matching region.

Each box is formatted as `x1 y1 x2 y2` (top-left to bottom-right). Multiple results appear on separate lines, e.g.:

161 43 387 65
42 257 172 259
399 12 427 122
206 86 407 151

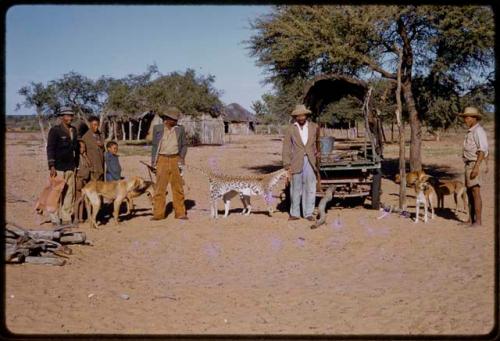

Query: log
5 223 27 237
26 231 61 240
8 255 25 264
311 185 335 229
25 256 66 266
60 232 86 244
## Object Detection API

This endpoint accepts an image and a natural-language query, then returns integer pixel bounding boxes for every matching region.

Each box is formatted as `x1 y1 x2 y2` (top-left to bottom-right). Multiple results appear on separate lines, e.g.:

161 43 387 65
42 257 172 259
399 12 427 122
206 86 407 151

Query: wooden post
137 119 142 140
396 48 406 211
129 120 133 141
121 122 126 141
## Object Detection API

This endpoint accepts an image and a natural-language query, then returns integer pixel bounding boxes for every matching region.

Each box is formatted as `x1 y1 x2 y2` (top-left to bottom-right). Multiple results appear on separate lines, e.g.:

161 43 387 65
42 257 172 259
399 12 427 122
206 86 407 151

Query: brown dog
395 170 426 187
82 176 149 229
124 181 155 215
433 180 468 214
414 174 436 224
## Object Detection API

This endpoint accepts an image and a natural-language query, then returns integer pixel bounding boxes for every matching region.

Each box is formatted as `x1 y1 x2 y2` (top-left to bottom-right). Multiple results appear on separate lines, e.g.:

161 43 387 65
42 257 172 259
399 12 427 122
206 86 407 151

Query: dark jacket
47 123 79 171
82 129 105 179
105 151 122 181
151 124 187 166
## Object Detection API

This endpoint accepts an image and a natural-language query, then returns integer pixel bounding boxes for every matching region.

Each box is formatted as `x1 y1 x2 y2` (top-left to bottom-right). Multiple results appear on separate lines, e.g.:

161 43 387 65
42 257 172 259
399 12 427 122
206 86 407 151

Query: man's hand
285 167 291 185
49 166 57 178
470 166 479 180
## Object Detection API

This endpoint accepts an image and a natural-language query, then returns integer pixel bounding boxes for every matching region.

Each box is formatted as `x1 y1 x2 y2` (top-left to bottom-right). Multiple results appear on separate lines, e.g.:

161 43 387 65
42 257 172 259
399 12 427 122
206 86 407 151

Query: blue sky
6 5 273 115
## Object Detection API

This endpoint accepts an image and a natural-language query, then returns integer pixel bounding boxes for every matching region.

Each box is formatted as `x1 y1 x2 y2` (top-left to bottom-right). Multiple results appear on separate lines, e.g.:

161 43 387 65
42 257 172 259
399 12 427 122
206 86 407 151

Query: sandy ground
4 126 496 336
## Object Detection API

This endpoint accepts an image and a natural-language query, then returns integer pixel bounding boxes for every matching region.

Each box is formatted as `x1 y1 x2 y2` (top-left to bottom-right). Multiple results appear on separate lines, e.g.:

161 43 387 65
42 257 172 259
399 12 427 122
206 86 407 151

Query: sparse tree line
16 65 224 145
248 5 494 171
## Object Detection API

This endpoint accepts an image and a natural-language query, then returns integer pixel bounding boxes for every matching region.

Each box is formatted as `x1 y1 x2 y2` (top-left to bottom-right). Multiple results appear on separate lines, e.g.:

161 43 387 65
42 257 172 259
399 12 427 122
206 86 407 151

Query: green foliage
17 65 224 123
16 82 58 117
319 96 362 125
143 69 222 117
247 5 494 129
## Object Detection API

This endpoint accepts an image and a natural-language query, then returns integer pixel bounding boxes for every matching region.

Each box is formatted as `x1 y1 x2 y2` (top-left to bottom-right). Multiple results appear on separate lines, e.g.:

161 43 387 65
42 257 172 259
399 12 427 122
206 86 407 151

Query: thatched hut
222 103 255 135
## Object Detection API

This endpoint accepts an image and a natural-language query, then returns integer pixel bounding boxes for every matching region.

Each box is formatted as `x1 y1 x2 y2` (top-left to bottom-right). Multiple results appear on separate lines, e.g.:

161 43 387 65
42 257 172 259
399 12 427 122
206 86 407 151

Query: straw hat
161 106 182 121
458 106 482 120
290 104 312 116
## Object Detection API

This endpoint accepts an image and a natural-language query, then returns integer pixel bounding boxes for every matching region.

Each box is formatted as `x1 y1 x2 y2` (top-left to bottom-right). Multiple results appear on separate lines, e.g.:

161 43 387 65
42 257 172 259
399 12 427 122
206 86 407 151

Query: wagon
303 74 384 209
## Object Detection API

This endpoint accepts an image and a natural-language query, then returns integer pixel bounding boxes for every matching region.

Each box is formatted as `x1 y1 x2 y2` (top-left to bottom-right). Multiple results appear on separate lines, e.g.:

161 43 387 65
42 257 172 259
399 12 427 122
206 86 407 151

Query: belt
159 154 179 158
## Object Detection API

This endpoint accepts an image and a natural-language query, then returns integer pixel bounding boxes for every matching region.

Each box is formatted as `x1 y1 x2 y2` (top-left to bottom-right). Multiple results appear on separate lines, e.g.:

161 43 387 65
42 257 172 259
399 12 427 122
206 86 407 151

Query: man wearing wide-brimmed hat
150 106 188 221
46 106 80 226
459 106 489 227
282 104 319 221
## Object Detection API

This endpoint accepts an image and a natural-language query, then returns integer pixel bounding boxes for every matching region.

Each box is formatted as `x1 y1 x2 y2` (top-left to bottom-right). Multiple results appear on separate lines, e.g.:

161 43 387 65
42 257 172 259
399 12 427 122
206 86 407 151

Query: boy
105 141 122 181
74 140 93 223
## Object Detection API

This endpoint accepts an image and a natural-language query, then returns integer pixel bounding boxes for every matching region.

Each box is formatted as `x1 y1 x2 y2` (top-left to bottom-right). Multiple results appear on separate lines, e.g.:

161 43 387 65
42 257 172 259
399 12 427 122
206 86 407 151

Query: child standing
105 141 122 181
74 140 93 223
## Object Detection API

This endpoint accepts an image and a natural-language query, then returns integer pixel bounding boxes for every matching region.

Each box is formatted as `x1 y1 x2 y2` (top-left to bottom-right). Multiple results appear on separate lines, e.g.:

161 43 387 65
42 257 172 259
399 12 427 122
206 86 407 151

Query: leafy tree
16 82 58 145
319 95 363 126
50 71 101 123
247 5 494 171
143 68 223 117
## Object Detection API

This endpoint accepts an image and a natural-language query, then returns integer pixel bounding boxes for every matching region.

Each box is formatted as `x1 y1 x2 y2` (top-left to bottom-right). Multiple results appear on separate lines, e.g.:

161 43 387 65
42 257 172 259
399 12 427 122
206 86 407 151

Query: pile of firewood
5 221 91 266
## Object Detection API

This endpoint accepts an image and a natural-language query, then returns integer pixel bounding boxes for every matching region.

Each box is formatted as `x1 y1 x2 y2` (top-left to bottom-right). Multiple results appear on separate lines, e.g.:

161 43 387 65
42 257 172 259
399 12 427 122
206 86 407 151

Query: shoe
288 216 300 221
176 216 189 220
465 222 481 228
305 216 315 222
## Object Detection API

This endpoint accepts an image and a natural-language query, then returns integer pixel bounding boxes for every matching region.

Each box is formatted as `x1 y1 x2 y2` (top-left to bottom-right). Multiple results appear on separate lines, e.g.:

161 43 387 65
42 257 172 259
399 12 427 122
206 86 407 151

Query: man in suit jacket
46 106 80 225
282 104 319 221
150 107 188 221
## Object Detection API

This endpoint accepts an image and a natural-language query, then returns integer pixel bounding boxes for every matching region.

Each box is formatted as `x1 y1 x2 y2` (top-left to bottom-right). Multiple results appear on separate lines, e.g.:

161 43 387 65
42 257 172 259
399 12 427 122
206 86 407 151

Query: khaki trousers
153 155 186 219
49 170 75 223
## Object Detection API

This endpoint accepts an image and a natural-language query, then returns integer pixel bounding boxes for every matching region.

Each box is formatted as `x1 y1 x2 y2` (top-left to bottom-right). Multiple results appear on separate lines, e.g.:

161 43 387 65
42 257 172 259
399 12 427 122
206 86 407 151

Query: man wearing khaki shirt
459 106 488 227
150 107 188 221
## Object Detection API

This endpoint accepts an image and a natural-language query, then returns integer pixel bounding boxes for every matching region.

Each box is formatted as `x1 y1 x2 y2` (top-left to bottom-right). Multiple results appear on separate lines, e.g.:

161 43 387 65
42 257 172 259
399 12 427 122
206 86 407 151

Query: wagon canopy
302 73 383 159
303 74 368 115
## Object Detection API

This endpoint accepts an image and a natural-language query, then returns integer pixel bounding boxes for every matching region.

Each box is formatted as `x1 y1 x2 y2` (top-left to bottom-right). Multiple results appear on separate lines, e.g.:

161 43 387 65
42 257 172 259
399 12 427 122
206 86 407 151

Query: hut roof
223 103 255 123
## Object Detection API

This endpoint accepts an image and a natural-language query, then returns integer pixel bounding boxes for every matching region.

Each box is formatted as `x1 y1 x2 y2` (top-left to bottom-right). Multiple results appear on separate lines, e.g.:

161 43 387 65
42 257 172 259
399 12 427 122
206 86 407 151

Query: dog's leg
240 193 248 215
429 193 435 220
223 192 232 218
461 189 468 215
113 196 124 225
453 192 458 213
244 195 252 216
83 193 93 228
90 194 101 229
423 196 428 223
415 198 420 224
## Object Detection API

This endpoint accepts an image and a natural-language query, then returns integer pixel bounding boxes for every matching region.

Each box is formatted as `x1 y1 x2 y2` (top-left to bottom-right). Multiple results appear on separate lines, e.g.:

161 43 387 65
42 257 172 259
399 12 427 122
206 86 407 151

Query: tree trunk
137 119 142 140
391 119 394 143
402 82 422 172
396 48 406 211
36 109 47 147
99 112 106 132
121 122 126 141
106 120 112 140
129 121 133 141
113 121 118 141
